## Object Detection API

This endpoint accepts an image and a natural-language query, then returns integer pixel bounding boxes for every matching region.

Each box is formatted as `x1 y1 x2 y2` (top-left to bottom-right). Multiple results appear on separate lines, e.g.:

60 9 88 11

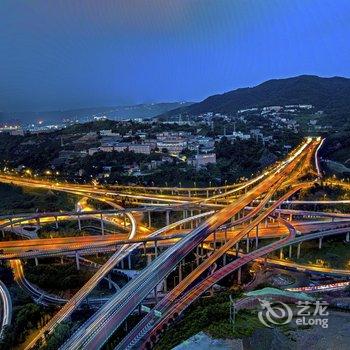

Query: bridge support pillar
165 211 170 226
346 232 350 242
318 237 323 249
237 267 241 284
289 213 293 221
196 246 200 266
75 252 80 270
235 242 239 257
178 261 183 282
77 215 81 231
100 214 104 235
55 216 59 229
154 240 158 258
9 218 13 231
61 256 64 264
190 211 194 228
108 274 112 289
279 248 284 260
289 245 292 258
147 253 152 266
265 218 268 228
128 254 132 269
255 225 259 249
297 243 301 259
34 257 39 266
123 213 127 227
1 230 4 238
154 286 158 304
163 278 167 293
246 234 250 253
213 231 217 250
148 211 151 228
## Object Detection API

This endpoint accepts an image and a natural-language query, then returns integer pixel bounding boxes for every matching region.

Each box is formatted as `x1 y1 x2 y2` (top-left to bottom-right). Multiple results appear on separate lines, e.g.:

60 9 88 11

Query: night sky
1 0 350 112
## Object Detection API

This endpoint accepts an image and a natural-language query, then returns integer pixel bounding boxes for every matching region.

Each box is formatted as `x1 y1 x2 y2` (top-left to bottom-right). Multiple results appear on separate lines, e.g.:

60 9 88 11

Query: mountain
160 75 350 117
1 102 194 124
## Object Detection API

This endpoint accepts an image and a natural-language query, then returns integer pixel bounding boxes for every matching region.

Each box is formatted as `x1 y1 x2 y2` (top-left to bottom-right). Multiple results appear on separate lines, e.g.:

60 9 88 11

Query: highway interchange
0 137 350 349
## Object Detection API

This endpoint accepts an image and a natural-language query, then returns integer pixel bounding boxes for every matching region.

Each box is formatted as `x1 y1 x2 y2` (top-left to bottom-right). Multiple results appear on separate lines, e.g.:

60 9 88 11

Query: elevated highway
59 139 320 349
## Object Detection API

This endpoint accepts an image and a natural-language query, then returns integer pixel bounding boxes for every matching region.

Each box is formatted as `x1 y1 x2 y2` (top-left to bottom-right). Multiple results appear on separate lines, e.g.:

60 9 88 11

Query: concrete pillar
108 274 112 289
289 245 292 258
9 218 13 231
154 286 158 304
224 229 228 244
77 215 81 231
213 231 217 250
265 218 268 228
100 213 104 235
163 277 167 293
34 257 39 266
1 230 4 238
279 248 284 260
128 254 132 269
165 211 170 226
55 216 59 229
123 213 126 227
143 242 147 257
148 211 151 228
147 253 152 265
346 232 350 242
255 225 259 249
289 213 293 222
237 267 241 284
190 210 194 229
196 246 200 266
75 252 80 270
246 234 250 253
235 242 239 257
154 240 158 258
318 237 323 249
297 243 301 259
178 261 183 282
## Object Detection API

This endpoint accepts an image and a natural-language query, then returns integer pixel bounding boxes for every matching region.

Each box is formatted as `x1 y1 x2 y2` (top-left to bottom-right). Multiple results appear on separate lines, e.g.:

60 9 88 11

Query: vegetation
153 291 270 350
24 262 95 293
163 75 350 122
0 183 77 214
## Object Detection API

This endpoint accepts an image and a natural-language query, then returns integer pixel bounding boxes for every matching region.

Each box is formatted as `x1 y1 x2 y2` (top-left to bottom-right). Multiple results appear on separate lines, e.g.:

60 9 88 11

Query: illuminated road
60 139 320 350
0 138 332 349
0 280 12 338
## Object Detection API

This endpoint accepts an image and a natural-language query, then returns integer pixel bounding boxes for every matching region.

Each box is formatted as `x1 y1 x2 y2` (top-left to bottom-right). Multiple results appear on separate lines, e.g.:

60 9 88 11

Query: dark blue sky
1 0 350 112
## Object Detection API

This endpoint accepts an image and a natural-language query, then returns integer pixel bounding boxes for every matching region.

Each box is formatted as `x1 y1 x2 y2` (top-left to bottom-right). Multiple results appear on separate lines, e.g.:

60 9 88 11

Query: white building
190 153 216 169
